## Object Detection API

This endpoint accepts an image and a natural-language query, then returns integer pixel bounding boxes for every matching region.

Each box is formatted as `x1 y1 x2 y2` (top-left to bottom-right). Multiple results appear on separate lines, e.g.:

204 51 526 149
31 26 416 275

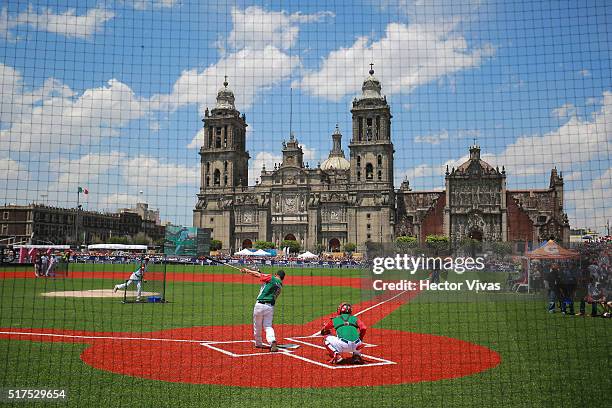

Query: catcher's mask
337 302 352 315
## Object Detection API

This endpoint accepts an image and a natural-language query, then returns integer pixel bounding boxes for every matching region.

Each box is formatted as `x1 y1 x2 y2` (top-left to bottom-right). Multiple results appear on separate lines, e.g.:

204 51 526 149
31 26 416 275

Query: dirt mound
42 289 160 298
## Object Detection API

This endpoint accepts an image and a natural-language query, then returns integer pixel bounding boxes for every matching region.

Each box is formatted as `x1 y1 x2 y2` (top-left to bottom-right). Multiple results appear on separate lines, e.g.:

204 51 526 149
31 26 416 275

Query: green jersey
256 275 283 305
332 314 360 342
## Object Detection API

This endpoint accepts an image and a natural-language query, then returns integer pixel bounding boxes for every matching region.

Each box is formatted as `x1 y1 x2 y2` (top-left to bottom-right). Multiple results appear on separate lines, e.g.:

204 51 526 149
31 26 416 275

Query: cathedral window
206 162 210 173
357 156 361 167
366 163 374 180
224 161 228 172
215 127 222 148
378 170 382 180
208 128 213 148
376 116 380 139
223 126 228 147
224 175 228 185
206 176 210 186
214 169 221 186
367 223 371 230
357 171 361 181
366 213 370 219
377 155 382 167
366 118 373 141
358 119 363 141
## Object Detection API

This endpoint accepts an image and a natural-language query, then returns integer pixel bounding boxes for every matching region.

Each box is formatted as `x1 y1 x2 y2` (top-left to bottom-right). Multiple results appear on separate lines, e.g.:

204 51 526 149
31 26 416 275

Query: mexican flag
78 187 89 194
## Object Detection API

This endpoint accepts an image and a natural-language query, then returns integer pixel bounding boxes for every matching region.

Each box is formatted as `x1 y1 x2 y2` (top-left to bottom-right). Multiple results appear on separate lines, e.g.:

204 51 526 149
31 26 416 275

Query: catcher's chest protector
333 314 359 341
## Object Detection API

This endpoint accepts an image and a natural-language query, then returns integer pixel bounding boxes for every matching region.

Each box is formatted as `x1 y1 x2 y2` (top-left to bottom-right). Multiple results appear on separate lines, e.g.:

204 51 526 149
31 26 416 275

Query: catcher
320 302 367 364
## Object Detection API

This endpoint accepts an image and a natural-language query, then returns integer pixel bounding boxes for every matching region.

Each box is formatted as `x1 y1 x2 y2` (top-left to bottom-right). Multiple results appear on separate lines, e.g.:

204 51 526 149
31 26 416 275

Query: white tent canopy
234 248 254 256
14 245 71 249
251 249 271 256
87 244 148 250
298 251 318 259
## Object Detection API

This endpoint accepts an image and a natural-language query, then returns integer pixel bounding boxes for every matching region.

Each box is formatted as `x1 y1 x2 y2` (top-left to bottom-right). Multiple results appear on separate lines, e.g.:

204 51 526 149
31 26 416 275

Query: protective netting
0 1 610 407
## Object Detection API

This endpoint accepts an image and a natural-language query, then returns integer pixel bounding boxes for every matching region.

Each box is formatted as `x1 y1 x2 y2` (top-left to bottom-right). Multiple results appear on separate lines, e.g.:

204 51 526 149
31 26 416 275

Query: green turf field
0 264 610 407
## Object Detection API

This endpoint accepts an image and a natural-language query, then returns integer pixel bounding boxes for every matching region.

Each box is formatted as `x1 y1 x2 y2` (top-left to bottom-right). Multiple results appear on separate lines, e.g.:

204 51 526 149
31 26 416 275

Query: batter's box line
199 339 295 358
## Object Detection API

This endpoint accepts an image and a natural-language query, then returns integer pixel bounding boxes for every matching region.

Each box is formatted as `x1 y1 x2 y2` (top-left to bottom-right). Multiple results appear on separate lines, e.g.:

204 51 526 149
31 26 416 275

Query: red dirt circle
77 324 501 388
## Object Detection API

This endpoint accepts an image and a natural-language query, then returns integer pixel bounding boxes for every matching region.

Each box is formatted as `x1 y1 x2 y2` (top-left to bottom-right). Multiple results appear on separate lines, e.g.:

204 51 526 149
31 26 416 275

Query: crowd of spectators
539 242 611 317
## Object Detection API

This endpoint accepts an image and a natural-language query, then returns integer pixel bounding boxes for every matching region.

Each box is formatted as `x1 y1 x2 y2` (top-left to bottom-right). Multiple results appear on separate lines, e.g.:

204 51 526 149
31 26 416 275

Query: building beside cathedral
194 70 570 252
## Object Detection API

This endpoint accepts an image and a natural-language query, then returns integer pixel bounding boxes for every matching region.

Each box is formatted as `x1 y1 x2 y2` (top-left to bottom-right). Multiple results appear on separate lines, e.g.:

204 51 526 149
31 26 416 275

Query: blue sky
0 0 610 232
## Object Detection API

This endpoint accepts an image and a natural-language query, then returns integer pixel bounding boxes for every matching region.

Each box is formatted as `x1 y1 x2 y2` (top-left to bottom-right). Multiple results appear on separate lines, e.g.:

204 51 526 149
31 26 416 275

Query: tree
254 240 275 250
132 232 152 245
108 236 130 245
315 243 326 254
210 239 222 251
425 234 449 254
281 240 301 254
343 242 357 253
490 241 513 258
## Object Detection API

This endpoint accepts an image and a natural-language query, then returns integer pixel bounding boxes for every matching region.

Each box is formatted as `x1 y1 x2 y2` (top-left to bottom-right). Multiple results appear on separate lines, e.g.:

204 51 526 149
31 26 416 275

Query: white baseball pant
115 279 143 299
324 335 363 356
253 302 276 346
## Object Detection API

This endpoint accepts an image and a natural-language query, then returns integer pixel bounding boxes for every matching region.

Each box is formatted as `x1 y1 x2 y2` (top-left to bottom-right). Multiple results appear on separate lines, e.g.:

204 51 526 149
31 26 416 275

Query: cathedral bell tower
199 77 249 190
349 65 394 187
347 65 395 248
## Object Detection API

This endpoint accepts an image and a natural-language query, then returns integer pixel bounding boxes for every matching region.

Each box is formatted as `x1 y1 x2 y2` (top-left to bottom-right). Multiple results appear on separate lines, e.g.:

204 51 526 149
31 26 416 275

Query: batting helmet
337 302 352 315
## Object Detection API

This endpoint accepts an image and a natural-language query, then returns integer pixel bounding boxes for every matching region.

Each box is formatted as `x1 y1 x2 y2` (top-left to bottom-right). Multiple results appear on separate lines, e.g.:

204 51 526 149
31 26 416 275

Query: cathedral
194 69 570 252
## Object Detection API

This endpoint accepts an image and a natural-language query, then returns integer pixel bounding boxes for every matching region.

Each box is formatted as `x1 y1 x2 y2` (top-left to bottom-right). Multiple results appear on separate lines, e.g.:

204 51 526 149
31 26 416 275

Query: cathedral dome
215 77 235 110
321 125 350 171
360 66 382 100
321 156 350 171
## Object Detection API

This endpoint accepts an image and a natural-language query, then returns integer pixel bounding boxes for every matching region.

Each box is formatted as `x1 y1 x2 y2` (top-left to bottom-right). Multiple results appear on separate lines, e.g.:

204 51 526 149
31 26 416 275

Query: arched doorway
242 239 252 249
468 229 483 241
328 238 341 252
284 234 296 241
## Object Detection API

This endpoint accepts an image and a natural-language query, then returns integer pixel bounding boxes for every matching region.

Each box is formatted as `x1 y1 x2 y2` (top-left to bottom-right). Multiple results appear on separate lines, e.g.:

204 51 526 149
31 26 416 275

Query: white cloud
565 168 612 231
121 156 198 189
226 6 333 51
552 102 576 118
128 1 181 11
1 5 114 40
151 46 299 115
379 0 484 24
298 22 494 101
414 129 449 144
482 91 611 177
578 69 591 77
0 157 29 181
152 5 332 114
0 71 147 153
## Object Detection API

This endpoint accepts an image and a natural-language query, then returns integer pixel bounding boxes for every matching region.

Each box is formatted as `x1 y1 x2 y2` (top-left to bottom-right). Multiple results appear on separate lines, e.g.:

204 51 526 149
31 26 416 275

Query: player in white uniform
113 258 149 301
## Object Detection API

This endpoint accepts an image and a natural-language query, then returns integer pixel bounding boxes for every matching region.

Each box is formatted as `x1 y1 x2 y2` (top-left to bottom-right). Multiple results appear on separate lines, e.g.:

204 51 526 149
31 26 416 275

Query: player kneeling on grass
320 302 367 365
241 267 285 352
113 259 148 301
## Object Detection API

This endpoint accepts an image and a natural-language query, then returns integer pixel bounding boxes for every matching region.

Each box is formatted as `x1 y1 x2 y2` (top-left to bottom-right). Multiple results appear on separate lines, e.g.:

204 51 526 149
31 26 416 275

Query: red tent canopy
526 240 579 260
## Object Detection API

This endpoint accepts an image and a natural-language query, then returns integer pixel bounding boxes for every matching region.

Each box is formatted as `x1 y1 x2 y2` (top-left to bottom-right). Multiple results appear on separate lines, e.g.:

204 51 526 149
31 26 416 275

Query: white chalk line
1 292 408 368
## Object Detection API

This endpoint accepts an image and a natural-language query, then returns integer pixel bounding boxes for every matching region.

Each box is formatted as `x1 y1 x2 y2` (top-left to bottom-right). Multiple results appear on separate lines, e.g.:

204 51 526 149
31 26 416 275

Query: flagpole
75 189 80 249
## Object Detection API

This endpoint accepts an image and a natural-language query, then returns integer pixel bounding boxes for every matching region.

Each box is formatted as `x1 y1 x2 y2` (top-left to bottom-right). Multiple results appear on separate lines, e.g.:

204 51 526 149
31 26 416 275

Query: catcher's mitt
320 328 331 335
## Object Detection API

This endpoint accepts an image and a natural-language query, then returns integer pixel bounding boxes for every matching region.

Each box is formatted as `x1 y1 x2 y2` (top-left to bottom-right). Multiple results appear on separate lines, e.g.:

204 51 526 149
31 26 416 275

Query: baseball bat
201 255 245 271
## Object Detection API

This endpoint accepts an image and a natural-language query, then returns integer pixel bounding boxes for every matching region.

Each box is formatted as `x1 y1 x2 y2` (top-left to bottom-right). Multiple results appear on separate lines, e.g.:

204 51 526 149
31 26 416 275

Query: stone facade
194 69 570 252
396 150 570 245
